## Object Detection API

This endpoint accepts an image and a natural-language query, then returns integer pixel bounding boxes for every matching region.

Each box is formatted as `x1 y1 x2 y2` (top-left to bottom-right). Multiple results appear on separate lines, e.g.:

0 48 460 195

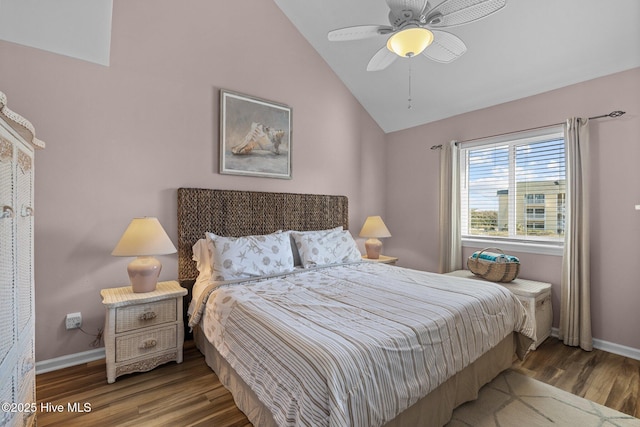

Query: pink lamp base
364 238 383 259
127 256 162 293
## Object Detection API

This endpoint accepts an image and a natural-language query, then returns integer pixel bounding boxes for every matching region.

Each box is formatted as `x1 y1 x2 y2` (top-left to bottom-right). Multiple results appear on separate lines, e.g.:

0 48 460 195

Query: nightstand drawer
115 324 177 362
115 299 177 333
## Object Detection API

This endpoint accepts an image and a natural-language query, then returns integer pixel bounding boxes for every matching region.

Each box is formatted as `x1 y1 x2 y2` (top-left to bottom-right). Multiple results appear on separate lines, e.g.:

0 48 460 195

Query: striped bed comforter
190 262 534 427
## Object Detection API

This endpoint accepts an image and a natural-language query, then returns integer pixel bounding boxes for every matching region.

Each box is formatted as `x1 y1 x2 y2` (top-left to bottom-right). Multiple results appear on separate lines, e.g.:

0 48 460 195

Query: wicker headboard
177 188 349 281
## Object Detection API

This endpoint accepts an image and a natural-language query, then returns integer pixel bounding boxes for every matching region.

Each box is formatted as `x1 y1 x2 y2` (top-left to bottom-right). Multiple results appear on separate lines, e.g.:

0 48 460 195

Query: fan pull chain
408 61 412 110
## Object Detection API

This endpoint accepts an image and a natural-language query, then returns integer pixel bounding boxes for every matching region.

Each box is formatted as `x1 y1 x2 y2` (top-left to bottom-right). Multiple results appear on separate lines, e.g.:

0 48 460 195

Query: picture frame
219 89 292 179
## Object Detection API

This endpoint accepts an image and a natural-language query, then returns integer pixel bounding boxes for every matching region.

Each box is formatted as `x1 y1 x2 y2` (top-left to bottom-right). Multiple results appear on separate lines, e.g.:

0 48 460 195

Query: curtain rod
429 110 626 150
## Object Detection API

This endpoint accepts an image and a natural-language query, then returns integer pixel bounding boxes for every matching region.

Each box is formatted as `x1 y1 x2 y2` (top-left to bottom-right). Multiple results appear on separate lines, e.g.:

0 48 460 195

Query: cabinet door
15 145 34 335
0 135 15 365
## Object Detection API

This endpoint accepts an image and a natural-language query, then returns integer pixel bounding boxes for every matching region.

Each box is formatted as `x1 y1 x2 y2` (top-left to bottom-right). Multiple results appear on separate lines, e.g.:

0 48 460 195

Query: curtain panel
438 140 461 273
559 117 593 351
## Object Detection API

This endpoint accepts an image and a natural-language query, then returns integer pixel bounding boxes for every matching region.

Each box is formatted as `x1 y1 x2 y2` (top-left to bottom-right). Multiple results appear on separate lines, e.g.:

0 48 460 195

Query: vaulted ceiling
274 0 640 132
1 1 638 134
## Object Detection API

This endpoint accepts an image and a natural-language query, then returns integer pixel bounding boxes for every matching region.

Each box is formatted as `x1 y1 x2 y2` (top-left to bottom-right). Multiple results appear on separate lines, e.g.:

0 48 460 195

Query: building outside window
497 183 566 237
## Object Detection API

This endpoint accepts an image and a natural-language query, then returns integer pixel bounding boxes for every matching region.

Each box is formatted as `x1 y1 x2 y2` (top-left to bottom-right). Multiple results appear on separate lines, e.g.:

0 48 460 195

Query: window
524 194 545 204
460 127 565 252
526 207 545 220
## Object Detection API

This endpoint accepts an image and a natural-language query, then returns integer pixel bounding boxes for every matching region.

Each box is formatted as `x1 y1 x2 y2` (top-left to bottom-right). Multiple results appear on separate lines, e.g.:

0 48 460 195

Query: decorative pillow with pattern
289 226 343 266
291 228 361 268
206 231 294 281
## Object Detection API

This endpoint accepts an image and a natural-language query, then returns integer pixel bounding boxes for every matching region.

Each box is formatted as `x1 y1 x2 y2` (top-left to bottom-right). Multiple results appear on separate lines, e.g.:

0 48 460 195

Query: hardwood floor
511 338 640 418
36 337 639 426
35 340 251 427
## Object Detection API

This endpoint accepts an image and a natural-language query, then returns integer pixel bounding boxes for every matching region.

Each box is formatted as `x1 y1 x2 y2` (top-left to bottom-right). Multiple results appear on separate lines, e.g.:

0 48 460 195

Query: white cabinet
499 278 552 350
446 270 553 350
0 92 44 427
101 281 187 384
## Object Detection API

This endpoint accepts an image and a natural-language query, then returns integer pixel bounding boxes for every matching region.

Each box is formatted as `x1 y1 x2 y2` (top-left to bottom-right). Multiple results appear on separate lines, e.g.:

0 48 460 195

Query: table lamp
111 217 177 293
359 216 391 259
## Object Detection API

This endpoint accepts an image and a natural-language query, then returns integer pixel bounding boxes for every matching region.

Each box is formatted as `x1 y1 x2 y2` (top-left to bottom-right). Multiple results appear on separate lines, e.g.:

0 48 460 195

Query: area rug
447 370 640 427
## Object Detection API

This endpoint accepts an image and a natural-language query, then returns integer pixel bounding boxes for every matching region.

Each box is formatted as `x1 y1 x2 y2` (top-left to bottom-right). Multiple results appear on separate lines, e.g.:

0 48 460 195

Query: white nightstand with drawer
446 270 553 350
101 281 187 383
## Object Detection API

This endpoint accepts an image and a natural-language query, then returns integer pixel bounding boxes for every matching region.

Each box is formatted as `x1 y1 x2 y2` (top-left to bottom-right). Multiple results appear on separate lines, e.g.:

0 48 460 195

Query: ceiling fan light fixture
386 27 434 58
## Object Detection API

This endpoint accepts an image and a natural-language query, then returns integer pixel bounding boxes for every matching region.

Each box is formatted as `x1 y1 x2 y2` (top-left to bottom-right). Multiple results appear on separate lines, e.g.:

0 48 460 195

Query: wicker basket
467 247 520 283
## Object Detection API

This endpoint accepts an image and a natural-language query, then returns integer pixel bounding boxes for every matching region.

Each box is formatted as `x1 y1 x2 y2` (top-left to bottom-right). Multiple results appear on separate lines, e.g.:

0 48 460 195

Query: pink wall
0 1 386 361
385 68 640 350
1 0 637 361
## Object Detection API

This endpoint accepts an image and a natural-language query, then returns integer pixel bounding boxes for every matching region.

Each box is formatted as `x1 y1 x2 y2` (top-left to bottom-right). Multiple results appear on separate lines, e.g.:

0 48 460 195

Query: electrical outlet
65 312 82 330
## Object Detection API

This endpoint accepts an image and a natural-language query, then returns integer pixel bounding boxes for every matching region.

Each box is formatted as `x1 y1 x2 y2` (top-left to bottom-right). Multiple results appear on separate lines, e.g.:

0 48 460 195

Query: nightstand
362 255 399 265
445 270 552 350
101 281 187 383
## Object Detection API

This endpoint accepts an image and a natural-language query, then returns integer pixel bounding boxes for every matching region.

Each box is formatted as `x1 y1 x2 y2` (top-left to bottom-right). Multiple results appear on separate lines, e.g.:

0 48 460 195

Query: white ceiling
0 0 112 66
274 0 640 133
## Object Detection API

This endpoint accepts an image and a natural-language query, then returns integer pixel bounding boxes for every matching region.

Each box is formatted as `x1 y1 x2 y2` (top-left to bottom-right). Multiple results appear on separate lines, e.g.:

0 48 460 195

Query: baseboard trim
592 338 640 361
550 328 640 361
36 348 105 374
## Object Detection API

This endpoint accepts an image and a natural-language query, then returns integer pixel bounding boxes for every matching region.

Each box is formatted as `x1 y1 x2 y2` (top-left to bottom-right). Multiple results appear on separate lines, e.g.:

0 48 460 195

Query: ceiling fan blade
385 0 429 15
422 30 467 63
426 0 506 27
328 25 392 41
367 46 398 71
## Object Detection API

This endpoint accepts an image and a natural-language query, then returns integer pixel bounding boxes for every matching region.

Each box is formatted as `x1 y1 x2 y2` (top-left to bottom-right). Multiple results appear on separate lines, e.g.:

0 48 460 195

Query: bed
177 188 534 427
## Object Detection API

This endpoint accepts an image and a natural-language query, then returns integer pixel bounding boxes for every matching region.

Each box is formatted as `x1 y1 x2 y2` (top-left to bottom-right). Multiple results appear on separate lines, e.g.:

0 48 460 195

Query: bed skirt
194 326 515 427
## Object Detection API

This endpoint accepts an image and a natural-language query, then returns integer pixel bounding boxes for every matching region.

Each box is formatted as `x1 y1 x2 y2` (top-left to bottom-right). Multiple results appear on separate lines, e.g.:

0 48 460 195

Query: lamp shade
387 27 434 57
359 216 391 238
112 217 177 257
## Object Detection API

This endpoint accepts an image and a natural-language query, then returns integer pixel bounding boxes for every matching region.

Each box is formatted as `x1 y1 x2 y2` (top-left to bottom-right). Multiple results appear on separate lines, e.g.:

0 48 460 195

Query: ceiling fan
328 0 506 71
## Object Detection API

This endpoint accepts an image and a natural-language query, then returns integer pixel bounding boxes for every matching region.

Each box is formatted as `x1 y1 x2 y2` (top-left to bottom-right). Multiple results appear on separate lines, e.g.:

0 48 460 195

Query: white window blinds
460 127 565 245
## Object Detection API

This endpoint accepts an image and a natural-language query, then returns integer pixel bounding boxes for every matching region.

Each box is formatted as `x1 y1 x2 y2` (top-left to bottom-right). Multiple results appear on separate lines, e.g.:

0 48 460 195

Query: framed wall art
219 89 292 179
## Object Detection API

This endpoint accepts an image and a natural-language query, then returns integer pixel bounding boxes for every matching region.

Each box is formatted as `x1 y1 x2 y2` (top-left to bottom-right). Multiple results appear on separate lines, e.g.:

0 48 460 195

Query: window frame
459 125 565 256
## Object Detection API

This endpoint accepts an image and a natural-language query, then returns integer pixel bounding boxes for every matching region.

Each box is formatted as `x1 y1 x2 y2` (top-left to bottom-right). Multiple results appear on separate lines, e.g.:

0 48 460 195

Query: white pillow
192 238 212 277
206 231 294 281
190 239 215 313
291 228 361 268
289 226 343 266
